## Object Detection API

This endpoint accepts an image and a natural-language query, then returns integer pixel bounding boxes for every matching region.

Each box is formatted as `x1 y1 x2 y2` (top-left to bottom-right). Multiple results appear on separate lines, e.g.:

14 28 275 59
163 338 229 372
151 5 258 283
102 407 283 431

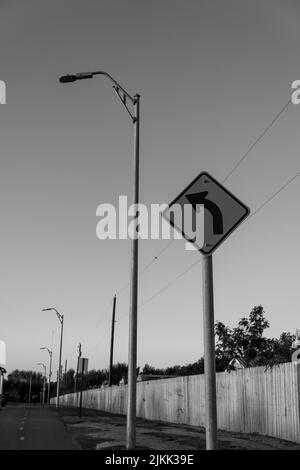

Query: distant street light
37 362 46 406
42 308 64 408
40 347 53 404
59 70 140 450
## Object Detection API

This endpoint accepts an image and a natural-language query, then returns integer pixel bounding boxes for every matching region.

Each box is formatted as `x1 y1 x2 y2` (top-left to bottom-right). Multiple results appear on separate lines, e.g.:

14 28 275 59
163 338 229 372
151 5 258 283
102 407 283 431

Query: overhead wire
88 95 296 359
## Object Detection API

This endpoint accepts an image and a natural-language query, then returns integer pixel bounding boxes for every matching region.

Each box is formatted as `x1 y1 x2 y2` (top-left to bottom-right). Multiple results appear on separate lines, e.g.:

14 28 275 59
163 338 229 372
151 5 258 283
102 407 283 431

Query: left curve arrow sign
185 191 223 235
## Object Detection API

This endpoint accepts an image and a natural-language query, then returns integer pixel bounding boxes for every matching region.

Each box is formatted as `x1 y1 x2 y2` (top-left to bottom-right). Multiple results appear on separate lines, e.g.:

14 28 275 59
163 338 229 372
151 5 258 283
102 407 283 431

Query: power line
137 171 299 309
90 97 295 347
130 99 294 284
108 99 293 303
115 239 175 297
89 170 299 362
134 98 293 293
139 258 201 309
246 171 300 221
84 297 113 342
86 242 175 346
222 100 291 183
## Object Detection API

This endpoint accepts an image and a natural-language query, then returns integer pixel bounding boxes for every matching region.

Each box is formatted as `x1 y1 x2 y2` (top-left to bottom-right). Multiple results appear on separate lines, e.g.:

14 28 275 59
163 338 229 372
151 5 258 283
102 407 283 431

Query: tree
5 370 44 403
215 305 295 371
142 359 204 377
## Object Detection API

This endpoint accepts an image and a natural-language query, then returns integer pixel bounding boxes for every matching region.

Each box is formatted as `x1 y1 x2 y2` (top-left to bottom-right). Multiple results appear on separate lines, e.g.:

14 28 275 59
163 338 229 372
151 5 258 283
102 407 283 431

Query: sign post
163 171 250 450
109 295 117 387
78 357 88 418
202 254 217 449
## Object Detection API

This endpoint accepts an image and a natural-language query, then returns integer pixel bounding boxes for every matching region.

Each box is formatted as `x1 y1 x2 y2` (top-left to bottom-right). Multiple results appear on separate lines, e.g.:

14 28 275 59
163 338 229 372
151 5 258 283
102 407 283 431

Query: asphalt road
0 405 76 450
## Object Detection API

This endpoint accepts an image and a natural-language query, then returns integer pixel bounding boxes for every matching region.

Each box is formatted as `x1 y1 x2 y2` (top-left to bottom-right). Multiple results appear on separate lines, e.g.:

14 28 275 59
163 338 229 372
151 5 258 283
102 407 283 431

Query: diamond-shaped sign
163 171 250 255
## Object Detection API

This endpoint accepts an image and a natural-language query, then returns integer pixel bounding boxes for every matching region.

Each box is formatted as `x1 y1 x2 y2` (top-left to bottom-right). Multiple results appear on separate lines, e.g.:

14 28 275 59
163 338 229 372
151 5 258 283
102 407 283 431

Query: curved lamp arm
42 308 63 324
59 71 139 122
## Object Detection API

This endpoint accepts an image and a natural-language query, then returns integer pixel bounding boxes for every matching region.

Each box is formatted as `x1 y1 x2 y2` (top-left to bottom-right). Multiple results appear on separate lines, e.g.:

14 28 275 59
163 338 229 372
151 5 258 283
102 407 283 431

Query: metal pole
126 94 140 450
48 351 52 404
42 372 46 406
79 370 84 418
56 315 64 408
28 372 32 405
202 254 218 450
108 295 117 387
63 359 67 395
74 343 81 394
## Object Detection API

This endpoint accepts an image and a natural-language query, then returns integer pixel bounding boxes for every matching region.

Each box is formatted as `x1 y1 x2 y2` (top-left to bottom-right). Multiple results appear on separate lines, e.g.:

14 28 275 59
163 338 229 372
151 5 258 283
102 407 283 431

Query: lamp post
40 347 53 404
42 308 64 408
37 362 46 406
59 70 140 450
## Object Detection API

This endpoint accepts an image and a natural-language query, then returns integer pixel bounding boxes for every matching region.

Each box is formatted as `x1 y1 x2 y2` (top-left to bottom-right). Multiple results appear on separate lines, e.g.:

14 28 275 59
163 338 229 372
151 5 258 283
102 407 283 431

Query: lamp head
59 74 77 83
59 72 93 83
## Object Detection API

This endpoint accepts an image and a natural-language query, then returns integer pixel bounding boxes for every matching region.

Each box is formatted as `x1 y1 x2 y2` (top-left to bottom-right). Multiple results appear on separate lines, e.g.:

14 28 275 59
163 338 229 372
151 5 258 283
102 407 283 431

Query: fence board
55 362 300 444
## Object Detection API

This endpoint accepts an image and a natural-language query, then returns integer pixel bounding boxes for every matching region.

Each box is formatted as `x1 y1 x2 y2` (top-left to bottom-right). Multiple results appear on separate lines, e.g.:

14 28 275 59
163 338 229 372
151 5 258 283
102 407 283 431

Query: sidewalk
0 405 77 450
57 407 300 450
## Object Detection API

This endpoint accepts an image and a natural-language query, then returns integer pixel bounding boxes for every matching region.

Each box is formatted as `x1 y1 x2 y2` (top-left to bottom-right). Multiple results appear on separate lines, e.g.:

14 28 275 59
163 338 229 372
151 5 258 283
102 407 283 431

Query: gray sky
0 0 299 374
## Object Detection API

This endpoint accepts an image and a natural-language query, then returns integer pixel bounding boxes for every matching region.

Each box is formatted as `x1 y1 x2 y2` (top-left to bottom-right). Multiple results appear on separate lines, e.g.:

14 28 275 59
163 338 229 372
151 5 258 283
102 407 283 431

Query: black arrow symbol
186 191 224 235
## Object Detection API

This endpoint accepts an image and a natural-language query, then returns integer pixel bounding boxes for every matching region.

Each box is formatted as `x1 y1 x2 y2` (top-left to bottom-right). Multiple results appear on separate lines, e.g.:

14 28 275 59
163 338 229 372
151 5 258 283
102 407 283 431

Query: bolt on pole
126 94 140 450
202 254 218 450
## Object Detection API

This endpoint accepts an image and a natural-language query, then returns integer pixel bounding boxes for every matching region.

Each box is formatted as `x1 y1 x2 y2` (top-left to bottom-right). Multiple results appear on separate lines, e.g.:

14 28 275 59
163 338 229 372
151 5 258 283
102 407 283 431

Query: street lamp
59 70 140 450
37 362 46 406
42 308 64 408
40 347 53 405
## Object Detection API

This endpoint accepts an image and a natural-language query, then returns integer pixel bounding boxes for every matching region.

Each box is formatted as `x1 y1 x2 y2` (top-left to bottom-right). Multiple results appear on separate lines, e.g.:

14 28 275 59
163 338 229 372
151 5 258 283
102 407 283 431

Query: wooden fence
53 361 300 444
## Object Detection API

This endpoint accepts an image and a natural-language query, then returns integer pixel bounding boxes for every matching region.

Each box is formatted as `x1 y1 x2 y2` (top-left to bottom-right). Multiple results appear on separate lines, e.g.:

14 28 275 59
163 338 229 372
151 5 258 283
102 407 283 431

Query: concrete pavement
58 407 300 450
0 404 76 450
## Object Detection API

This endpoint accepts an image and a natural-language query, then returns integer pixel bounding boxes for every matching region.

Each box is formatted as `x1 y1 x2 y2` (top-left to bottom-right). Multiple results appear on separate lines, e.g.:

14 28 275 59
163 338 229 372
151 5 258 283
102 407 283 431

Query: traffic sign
163 171 250 255
78 357 88 374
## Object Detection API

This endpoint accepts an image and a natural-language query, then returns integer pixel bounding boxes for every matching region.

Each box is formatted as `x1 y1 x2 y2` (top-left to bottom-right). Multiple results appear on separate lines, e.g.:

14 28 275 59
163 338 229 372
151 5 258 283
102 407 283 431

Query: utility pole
42 308 64 408
57 316 64 407
202 254 218 450
74 343 82 394
108 295 117 387
42 375 46 406
63 359 67 395
37 363 46 407
78 357 88 418
48 351 52 404
28 372 32 405
59 72 140 449
79 367 84 418
40 347 53 405
126 93 140 450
